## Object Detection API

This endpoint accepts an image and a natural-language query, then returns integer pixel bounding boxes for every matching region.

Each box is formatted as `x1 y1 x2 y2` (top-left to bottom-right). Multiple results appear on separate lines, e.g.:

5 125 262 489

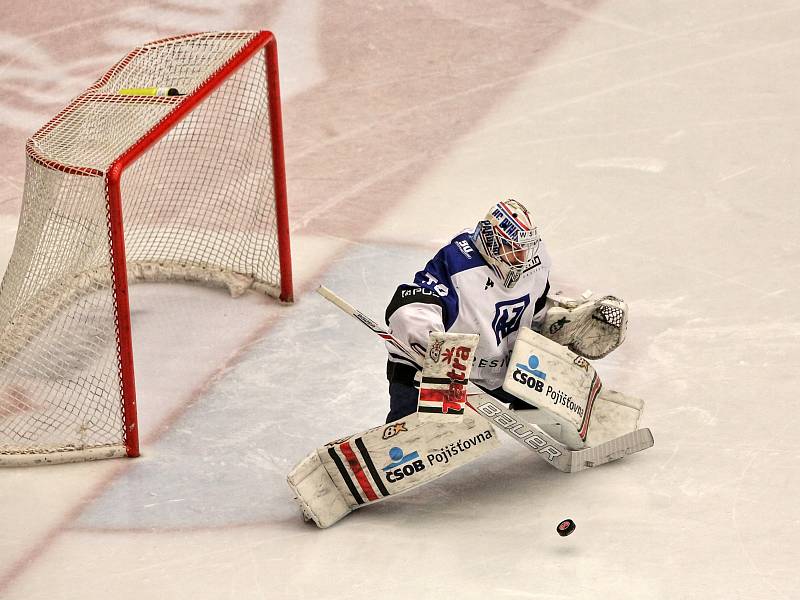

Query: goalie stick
315 285 653 473
466 394 653 473
317 285 421 364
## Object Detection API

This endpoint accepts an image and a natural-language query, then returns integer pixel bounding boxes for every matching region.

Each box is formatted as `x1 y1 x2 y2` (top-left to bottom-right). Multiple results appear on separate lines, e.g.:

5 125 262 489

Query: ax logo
573 356 590 372
382 422 408 440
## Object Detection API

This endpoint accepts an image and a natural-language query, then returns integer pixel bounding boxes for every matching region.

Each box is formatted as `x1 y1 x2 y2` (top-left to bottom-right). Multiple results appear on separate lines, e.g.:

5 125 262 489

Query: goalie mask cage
0 31 292 466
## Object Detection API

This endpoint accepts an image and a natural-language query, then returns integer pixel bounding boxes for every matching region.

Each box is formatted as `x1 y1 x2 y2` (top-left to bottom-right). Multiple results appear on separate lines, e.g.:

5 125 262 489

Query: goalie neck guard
474 199 541 288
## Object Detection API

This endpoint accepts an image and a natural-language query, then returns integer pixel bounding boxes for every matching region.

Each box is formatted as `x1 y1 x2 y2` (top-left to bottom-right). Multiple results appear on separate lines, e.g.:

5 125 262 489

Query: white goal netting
0 31 291 465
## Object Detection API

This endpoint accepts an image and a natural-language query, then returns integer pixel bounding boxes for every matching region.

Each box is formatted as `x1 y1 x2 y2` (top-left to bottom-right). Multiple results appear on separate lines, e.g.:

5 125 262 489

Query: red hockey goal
0 31 292 465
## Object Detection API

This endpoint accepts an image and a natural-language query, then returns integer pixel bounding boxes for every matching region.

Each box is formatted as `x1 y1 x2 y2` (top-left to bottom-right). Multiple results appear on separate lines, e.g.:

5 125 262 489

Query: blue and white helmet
474 199 541 288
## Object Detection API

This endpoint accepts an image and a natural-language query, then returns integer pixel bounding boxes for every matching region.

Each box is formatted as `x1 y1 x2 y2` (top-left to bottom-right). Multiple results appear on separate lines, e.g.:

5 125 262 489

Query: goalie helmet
474 199 541 288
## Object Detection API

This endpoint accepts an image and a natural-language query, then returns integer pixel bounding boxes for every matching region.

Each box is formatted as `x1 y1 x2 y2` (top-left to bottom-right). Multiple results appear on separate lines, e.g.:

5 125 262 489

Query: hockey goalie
287 198 653 527
288 310 652 528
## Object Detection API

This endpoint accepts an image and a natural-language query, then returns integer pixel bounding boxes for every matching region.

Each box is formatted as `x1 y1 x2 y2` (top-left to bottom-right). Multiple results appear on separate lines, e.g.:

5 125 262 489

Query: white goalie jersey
385 229 552 392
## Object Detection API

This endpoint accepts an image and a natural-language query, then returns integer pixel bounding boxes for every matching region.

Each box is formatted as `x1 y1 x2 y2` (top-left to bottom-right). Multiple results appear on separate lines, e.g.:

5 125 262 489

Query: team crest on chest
491 295 530 345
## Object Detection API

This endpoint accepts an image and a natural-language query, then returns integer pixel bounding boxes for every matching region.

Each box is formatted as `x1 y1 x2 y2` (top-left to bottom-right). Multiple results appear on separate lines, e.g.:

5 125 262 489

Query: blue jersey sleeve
411 233 482 330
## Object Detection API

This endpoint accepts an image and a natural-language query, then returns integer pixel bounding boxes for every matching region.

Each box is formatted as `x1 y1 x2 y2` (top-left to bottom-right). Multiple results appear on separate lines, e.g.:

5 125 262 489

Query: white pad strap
287 412 499 528
541 293 628 359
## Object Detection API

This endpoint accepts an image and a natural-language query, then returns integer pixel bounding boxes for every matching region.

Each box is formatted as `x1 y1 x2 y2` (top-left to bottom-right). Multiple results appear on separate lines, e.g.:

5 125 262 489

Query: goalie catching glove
540 292 628 359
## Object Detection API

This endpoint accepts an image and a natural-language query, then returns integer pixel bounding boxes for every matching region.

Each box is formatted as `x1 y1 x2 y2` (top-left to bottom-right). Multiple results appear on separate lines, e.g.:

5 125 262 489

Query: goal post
0 31 292 465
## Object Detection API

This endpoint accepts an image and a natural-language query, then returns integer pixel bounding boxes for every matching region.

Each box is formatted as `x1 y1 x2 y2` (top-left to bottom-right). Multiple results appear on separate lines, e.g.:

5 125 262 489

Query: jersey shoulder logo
455 239 474 259
491 295 530 345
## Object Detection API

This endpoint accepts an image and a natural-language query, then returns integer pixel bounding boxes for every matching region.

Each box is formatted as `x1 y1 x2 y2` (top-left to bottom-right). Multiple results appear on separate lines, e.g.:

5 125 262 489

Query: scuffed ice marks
78 243 420 530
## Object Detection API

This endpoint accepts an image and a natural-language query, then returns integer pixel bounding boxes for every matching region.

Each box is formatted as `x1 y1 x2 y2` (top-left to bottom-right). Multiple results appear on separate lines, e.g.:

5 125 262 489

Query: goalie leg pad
287 451 351 527
287 413 499 528
584 388 644 447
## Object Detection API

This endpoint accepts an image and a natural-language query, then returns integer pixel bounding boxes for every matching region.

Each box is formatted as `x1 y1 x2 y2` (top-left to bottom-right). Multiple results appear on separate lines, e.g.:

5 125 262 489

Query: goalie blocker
287 412 499 528
417 331 478 422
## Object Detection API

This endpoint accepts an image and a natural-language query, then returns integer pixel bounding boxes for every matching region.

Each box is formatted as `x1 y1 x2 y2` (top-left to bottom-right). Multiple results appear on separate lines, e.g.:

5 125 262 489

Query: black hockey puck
557 518 576 537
